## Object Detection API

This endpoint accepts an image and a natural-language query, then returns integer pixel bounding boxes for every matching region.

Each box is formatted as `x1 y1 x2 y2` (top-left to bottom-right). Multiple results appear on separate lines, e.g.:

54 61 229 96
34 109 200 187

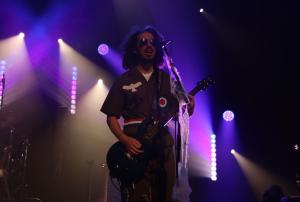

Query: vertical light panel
0 60 7 109
70 66 77 114
211 134 217 181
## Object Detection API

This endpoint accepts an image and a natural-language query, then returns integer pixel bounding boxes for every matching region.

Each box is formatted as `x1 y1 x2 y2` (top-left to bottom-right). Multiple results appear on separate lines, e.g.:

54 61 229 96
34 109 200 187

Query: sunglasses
137 38 157 47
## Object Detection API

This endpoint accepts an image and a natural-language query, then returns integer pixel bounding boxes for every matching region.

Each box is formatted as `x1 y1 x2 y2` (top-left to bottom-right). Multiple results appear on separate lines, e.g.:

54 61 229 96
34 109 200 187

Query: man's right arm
107 116 143 155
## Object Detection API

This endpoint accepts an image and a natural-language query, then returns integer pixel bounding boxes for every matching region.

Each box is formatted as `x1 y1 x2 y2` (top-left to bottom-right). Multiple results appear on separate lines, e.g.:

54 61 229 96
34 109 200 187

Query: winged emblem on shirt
122 82 142 92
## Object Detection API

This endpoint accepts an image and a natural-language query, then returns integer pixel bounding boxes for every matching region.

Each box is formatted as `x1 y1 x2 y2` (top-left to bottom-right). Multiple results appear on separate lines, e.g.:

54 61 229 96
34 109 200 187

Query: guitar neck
189 84 203 96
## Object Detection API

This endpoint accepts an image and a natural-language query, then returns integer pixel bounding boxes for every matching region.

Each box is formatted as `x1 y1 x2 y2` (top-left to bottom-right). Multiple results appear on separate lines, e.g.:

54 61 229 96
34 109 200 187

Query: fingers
129 146 143 155
188 94 194 104
188 94 195 115
125 137 143 155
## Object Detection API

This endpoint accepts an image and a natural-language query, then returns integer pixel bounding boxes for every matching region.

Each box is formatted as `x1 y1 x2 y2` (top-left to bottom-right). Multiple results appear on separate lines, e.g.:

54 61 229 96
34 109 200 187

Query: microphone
161 40 172 48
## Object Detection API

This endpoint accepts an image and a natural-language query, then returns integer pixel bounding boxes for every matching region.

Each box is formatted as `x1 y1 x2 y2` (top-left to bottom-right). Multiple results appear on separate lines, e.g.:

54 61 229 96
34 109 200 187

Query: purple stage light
210 134 217 181
70 66 78 114
223 110 234 122
98 44 109 55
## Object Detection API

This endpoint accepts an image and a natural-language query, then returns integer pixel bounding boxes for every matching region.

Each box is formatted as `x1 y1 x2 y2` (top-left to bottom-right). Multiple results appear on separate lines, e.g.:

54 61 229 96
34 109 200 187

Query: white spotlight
199 8 204 13
98 79 103 85
58 38 63 43
231 149 236 154
19 32 25 38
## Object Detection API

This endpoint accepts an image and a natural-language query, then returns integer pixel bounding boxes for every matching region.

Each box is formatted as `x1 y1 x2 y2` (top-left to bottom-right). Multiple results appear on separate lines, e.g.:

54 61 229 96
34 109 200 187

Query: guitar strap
153 68 163 117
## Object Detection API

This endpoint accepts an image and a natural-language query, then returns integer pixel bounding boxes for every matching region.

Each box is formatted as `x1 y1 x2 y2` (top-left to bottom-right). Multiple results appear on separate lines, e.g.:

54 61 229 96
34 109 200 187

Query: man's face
136 32 156 62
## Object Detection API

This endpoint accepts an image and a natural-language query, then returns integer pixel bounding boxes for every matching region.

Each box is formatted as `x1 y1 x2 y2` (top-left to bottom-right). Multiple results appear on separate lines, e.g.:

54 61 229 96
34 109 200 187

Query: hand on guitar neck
187 94 195 115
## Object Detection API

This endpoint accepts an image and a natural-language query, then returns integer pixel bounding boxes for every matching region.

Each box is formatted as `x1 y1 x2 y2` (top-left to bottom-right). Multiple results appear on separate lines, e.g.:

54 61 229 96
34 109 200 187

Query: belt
124 118 144 126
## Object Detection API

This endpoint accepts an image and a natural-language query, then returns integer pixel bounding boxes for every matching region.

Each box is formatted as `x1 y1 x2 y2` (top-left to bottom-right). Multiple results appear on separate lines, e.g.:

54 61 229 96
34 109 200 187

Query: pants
121 124 176 202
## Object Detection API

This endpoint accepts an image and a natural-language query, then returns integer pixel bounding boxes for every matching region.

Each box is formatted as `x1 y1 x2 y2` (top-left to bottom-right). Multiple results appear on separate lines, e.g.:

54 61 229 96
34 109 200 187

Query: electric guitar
106 76 214 184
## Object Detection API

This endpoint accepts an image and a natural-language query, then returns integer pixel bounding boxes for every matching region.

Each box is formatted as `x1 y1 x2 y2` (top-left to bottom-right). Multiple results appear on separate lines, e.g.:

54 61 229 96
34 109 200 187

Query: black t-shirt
101 67 178 121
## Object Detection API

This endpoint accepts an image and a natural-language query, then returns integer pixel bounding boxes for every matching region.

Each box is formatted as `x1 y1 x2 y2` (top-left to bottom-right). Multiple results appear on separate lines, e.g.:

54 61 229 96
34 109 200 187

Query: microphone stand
162 45 190 105
1 73 5 109
162 42 192 202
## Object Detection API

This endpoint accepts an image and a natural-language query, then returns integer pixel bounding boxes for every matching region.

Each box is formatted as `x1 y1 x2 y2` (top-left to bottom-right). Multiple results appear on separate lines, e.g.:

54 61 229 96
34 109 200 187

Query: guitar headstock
190 76 215 96
197 75 215 91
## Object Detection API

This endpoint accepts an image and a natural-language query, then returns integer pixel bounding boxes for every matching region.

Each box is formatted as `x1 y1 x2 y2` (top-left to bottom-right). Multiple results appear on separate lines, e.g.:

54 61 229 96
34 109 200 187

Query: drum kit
0 109 42 202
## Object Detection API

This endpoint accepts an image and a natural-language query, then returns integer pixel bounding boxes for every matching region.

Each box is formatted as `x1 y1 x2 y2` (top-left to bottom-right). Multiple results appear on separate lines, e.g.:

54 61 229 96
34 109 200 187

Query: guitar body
106 141 149 184
106 118 160 184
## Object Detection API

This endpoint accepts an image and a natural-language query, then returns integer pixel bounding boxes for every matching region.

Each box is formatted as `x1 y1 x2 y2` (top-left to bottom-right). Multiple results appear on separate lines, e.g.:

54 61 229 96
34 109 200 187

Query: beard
138 55 156 66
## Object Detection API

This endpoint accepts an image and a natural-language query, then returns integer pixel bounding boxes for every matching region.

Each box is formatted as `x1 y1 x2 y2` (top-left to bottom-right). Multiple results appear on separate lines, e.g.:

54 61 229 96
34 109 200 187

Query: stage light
223 110 234 122
97 79 103 85
98 43 109 55
58 38 63 43
199 8 204 13
231 149 236 154
19 32 25 38
211 134 217 181
294 144 299 151
70 66 78 114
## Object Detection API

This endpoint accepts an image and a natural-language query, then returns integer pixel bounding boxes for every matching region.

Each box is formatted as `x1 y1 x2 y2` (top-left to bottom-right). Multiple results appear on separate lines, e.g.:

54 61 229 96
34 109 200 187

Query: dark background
1 0 299 201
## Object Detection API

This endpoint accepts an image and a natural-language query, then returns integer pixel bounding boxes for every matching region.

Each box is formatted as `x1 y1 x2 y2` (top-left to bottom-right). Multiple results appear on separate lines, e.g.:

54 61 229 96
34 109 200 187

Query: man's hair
122 26 165 70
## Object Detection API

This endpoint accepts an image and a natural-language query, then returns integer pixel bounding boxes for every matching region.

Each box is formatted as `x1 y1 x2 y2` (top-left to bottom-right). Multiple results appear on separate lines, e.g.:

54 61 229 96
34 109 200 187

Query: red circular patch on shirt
159 97 167 108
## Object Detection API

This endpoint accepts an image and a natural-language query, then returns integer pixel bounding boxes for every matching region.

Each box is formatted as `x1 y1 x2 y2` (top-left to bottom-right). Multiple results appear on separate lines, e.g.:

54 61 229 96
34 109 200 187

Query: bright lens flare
19 32 25 38
98 79 103 85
